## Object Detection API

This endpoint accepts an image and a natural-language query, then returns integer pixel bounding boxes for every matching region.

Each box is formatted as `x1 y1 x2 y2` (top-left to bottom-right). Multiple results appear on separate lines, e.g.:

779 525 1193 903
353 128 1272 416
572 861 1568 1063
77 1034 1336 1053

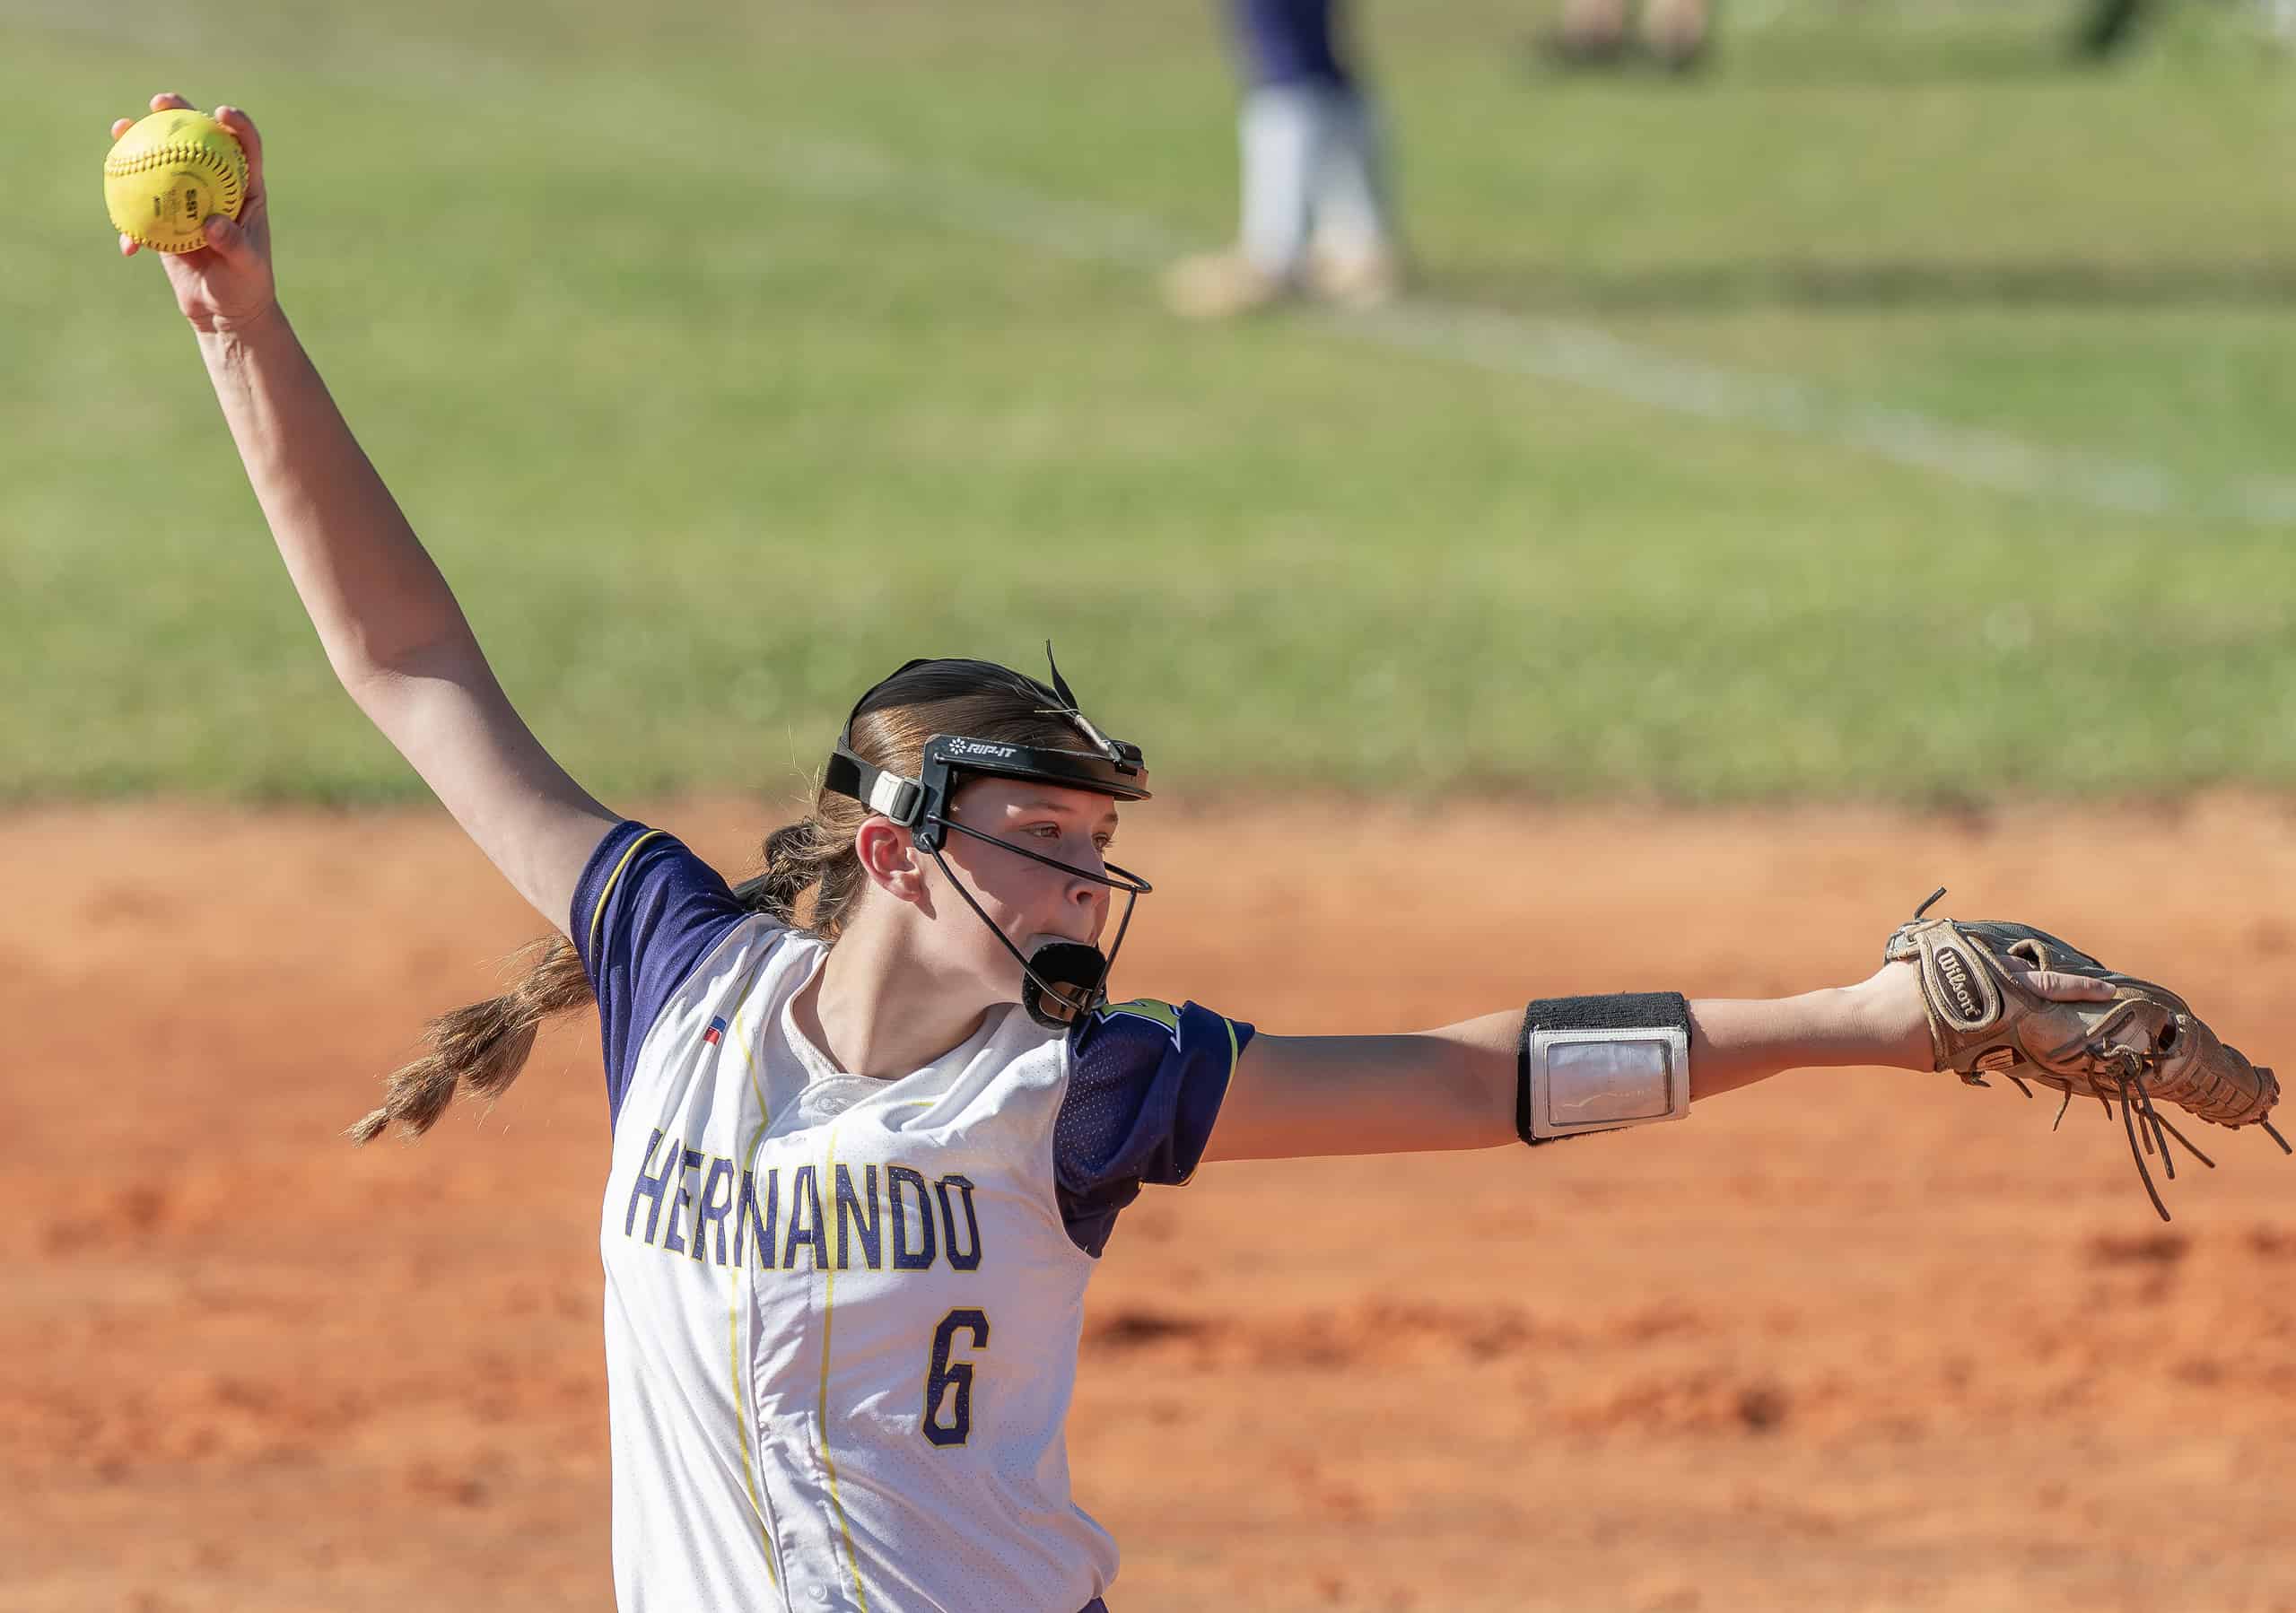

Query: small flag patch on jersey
702 1016 729 1046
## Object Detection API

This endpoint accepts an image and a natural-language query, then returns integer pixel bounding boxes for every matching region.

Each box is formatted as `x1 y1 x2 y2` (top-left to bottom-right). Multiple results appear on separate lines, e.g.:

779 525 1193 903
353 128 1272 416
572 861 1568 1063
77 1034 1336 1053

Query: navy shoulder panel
1055 998 1253 1258
570 822 755 1129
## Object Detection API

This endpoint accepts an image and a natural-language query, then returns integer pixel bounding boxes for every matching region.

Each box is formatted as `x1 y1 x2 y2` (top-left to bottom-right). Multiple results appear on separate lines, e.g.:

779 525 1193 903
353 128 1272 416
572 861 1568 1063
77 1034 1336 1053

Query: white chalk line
767 134 2296 527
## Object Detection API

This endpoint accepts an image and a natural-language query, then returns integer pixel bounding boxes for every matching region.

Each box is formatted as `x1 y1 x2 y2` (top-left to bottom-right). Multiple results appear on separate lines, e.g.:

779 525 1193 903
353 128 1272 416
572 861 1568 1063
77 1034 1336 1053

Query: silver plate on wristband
1525 1026 1691 1139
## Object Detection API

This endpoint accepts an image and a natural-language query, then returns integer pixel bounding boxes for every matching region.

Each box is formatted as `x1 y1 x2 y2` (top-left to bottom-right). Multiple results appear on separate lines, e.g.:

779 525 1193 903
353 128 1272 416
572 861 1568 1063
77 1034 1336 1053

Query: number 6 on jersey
921 1308 990 1446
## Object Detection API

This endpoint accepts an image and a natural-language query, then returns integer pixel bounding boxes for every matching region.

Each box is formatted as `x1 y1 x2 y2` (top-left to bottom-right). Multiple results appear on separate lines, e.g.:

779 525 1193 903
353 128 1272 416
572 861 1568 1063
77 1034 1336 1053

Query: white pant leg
1309 89 1395 259
1238 83 1332 276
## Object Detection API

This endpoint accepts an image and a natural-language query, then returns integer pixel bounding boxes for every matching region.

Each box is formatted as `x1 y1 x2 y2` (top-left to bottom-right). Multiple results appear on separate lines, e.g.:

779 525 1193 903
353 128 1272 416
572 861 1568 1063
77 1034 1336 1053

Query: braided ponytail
734 819 860 929
345 932 596 1144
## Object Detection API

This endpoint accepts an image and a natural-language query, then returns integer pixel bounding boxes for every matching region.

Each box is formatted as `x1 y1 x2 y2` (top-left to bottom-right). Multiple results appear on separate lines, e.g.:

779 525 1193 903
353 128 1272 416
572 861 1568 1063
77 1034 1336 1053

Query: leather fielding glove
1885 893 2285 1220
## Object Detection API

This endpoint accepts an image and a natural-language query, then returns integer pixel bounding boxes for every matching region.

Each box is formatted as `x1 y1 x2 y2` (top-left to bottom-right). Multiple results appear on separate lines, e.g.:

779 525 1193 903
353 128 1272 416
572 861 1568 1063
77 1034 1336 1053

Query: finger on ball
111 118 133 138
223 109 265 170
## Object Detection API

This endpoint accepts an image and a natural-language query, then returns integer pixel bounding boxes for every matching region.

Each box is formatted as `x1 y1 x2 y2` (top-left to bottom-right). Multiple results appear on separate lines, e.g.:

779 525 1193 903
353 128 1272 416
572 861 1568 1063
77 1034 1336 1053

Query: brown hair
347 658 1093 1144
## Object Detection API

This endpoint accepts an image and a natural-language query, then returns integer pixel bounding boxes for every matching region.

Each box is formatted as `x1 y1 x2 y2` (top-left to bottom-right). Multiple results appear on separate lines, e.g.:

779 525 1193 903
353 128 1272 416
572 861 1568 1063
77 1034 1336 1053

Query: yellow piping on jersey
726 942 784 1589
588 828 668 959
817 1122 873 1611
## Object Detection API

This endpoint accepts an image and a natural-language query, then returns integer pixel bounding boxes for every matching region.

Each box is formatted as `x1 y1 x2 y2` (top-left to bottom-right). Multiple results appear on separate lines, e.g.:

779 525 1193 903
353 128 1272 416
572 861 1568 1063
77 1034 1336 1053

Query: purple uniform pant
1232 0 1359 89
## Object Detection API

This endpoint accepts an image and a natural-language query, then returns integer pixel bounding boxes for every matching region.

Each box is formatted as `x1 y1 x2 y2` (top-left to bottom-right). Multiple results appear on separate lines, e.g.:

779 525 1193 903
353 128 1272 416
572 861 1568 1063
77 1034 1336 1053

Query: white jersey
570 823 1250 1612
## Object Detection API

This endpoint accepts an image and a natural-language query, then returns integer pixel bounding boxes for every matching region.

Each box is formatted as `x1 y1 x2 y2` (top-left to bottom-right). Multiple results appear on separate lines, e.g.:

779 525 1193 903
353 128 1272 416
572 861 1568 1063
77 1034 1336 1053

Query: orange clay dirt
5 798 2296 1613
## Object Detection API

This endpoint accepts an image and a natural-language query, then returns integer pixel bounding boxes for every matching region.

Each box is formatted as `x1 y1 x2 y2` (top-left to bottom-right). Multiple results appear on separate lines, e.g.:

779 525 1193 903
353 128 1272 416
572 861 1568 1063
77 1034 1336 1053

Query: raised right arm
129 94 615 929
194 303 615 929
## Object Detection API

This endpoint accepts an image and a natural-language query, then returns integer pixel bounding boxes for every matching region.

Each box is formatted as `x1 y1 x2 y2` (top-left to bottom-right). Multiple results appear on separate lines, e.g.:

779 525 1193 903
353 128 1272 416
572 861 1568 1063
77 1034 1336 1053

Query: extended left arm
1202 961 2005 1163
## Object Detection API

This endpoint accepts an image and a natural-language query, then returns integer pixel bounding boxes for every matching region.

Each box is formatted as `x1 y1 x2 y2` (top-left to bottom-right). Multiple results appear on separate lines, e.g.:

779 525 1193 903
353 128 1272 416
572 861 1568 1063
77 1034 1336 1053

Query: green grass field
7 0 2294 803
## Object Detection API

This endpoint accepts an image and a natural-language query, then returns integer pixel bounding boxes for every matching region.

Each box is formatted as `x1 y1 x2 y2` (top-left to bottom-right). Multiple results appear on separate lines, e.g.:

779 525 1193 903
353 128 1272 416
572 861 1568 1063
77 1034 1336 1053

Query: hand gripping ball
105 109 248 254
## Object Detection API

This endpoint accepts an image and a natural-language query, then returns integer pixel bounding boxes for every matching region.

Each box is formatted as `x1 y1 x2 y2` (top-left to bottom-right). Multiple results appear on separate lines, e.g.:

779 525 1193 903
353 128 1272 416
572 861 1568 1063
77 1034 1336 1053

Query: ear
853 817 929 906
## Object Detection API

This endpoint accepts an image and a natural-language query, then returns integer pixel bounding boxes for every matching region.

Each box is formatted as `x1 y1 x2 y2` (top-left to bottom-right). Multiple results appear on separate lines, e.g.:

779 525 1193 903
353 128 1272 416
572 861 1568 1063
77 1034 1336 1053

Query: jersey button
809 1585 833 1604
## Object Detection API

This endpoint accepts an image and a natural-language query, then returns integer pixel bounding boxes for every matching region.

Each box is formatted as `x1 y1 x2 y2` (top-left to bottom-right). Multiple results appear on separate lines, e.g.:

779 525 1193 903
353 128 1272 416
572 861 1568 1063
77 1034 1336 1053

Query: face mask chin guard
821 652 1154 1031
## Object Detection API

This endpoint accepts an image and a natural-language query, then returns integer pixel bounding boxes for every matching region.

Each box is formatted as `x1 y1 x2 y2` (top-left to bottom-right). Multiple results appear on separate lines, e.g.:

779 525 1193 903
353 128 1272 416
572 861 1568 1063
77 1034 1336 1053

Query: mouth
1028 929 1099 953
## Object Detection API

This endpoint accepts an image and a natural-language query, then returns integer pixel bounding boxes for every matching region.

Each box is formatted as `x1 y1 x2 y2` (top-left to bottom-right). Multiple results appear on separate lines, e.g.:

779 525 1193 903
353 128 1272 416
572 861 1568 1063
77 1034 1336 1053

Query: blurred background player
1164 0 1406 318
1539 0 1712 72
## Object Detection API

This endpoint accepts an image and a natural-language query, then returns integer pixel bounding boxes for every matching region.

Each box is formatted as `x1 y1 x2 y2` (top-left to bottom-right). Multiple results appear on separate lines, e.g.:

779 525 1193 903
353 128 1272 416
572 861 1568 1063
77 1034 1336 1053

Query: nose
1068 859 1109 929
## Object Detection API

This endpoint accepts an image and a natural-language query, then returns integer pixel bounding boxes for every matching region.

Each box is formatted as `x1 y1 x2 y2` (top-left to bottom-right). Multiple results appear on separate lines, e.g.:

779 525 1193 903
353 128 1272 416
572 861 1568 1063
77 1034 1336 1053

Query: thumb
201 213 243 257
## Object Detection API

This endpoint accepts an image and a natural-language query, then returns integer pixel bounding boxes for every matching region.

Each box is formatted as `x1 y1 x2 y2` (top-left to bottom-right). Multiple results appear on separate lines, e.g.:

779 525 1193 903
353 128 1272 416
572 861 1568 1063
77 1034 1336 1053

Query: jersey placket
750 1120 872 1611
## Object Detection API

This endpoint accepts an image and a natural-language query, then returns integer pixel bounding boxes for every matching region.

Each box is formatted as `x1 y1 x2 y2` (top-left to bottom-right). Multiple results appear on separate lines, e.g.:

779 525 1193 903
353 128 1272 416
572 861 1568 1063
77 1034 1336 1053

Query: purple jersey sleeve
570 822 755 1129
1054 998 1253 1258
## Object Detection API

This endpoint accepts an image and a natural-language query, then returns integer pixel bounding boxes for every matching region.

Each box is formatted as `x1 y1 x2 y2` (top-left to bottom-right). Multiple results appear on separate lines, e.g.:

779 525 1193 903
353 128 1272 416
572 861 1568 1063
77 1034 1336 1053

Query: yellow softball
104 109 248 254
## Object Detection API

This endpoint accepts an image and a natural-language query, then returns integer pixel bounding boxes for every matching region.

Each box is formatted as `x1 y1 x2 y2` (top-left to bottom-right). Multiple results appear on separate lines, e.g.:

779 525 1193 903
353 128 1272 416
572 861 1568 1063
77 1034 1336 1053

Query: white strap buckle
867 771 923 825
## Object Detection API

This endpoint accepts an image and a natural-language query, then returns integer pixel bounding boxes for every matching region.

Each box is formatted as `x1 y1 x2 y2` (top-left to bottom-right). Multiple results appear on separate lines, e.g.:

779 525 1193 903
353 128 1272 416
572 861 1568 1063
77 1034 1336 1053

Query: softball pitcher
122 92 2277 1612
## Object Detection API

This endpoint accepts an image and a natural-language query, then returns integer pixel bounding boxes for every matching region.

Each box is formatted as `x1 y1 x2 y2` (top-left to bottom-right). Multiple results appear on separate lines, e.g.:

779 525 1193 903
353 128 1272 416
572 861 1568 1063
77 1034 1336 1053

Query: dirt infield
6 798 2295 1612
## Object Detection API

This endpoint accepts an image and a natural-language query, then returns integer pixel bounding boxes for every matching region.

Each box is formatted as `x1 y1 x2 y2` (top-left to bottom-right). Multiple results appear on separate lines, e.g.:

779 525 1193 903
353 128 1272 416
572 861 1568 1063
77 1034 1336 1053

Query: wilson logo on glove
1934 946 1988 1026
